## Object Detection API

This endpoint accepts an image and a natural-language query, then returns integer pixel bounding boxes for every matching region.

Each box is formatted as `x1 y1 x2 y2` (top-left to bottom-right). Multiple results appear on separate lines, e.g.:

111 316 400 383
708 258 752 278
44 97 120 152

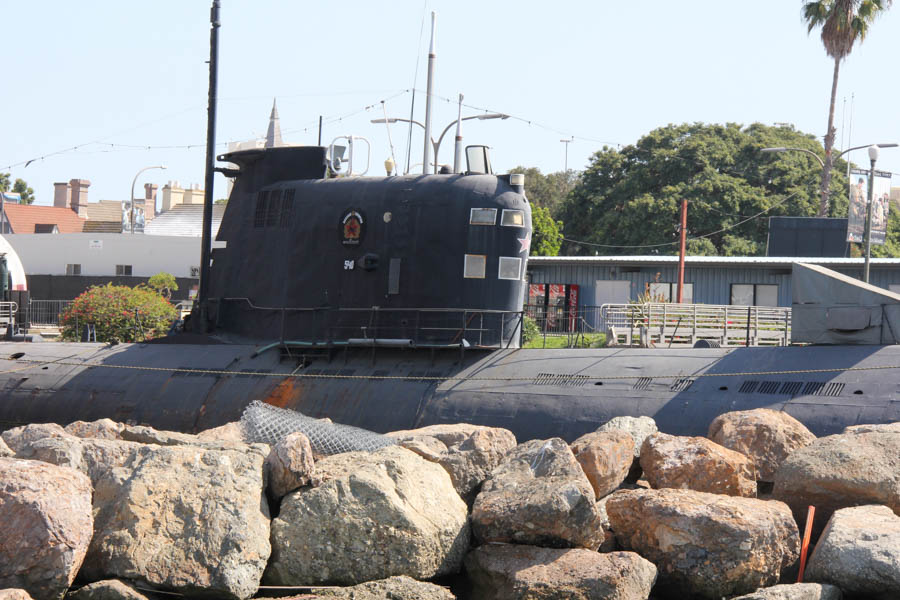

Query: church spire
265 98 283 148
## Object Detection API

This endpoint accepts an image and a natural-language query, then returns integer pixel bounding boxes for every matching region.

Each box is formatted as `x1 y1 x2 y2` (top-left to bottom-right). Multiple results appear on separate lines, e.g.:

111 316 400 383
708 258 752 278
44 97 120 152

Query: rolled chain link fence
240 400 396 456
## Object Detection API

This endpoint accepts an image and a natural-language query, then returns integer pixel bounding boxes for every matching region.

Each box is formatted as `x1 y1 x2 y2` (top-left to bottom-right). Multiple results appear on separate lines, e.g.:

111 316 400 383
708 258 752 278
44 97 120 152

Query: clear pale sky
2 1 898 207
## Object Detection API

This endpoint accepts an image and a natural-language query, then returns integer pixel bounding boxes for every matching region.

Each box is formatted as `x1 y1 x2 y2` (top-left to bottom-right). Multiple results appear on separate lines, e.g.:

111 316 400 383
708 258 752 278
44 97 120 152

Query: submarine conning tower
207 146 532 348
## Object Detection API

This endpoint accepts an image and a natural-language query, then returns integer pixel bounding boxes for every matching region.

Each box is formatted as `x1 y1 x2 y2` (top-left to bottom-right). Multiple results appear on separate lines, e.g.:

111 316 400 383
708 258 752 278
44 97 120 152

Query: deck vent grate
670 378 694 392
802 381 825 395
817 382 844 397
632 377 652 391
779 381 803 396
533 373 591 387
738 380 759 394
758 381 782 394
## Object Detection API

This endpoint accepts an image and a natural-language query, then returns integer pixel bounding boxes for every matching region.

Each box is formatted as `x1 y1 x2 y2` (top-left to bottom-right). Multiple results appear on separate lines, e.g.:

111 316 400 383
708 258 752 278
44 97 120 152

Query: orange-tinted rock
570 430 634 498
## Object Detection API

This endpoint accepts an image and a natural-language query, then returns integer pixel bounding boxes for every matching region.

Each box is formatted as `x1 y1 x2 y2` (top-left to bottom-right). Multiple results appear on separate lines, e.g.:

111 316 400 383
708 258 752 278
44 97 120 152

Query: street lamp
864 145 880 283
560 137 573 172
371 113 508 174
760 143 898 169
130 165 166 233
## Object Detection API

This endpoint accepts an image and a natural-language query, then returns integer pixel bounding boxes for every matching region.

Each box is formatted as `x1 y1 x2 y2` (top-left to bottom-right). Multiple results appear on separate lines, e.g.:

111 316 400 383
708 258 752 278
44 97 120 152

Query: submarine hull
1 341 898 439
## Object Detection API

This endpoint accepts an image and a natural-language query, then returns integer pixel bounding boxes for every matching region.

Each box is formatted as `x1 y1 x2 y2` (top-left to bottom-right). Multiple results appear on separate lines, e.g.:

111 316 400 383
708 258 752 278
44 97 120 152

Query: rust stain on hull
264 377 301 408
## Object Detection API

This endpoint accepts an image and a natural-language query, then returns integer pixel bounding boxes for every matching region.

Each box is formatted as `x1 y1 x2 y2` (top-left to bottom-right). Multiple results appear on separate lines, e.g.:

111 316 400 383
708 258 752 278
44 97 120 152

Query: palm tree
802 0 892 216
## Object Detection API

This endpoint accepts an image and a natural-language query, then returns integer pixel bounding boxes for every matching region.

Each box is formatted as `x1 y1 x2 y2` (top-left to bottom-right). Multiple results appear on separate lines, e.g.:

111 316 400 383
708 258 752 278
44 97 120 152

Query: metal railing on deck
600 302 792 347
23 300 73 327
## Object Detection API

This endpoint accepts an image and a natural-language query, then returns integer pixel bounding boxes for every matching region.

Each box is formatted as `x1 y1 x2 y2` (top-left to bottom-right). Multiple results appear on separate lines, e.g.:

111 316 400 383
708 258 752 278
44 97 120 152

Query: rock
266 445 469 585
606 488 800 599
772 431 900 537
597 415 658 458
730 583 842 600
842 421 900 435
24 435 270 600
708 409 817 483
300 576 455 600
0 458 93 600
0 436 12 457
388 423 516 503
64 419 125 440
465 544 657 600
640 432 757 497
119 425 200 446
265 431 315 499
805 505 900 600
67 580 150 600
570 430 634 498
196 421 245 443
596 495 617 552
471 438 606 549
0 591 34 600
1 422 67 453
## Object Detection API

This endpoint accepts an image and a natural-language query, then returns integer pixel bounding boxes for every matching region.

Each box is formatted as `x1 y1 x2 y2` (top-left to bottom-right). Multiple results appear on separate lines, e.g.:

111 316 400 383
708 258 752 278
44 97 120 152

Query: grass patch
523 332 607 349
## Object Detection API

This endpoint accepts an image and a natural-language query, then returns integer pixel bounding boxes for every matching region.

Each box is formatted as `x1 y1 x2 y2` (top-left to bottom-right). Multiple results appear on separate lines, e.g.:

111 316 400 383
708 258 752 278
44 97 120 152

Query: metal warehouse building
526 256 900 313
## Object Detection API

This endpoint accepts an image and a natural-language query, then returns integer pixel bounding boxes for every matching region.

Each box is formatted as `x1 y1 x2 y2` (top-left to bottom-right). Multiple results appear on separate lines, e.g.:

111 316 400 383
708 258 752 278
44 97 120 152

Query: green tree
559 123 850 257
509 166 578 219
12 179 34 204
146 272 179 300
0 173 9 193
59 284 177 342
802 0 892 216
530 205 563 256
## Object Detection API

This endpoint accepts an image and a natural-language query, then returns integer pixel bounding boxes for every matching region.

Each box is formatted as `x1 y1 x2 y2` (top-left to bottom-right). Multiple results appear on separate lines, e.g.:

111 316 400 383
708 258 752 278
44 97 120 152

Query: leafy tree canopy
530 205 563 256
0 173 35 204
146 272 179 300
509 166 577 219
559 122 851 257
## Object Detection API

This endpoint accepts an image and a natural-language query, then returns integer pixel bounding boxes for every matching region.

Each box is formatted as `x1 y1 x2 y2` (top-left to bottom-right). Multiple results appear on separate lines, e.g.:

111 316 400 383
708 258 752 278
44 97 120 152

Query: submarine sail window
466 145 493 175
470 208 497 225
501 210 524 227
464 254 486 279
498 257 522 280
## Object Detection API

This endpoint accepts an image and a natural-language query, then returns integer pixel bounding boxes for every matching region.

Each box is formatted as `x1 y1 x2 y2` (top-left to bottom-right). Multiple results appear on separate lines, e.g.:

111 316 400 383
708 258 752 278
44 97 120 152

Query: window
730 284 778 306
470 208 497 225
66 264 81 276
463 254 486 279
648 282 693 303
116 265 133 276
501 209 525 227
498 257 522 280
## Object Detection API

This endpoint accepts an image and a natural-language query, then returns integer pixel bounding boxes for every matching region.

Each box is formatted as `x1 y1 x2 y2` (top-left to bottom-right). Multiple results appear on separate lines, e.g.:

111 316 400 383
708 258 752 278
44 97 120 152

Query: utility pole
677 199 687 303
560 137 573 172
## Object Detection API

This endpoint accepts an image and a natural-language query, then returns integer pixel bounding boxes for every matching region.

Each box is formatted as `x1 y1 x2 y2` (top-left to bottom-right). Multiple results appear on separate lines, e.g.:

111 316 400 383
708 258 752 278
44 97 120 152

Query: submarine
0 143 897 441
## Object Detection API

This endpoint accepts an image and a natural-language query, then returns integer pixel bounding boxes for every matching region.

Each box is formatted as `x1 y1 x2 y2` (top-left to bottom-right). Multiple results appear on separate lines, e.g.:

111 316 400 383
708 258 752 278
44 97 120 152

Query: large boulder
20 435 270 600
264 431 315 499
596 416 658 458
388 423 516 503
805 505 900 599
64 419 125 440
0 591 34 600
570 430 634 499
1 423 67 454
67 580 150 600
772 431 900 537
606 488 800 599
471 438 606 549
303 576 455 600
465 544 657 600
708 409 817 482
640 432 757 497
842 421 900 435
266 445 469 585
0 458 94 600
730 583 842 600
196 421 245 443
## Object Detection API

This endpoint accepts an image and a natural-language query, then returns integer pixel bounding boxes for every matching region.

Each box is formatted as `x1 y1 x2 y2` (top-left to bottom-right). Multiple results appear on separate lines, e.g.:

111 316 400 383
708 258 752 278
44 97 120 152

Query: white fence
600 303 791 347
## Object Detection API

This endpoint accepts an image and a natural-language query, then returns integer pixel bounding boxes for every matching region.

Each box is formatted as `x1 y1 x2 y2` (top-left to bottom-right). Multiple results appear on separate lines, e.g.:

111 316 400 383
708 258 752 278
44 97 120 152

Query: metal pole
677 198 687 303
864 155 876 283
198 0 220 332
317 115 322 146
453 93 463 173
422 11 436 175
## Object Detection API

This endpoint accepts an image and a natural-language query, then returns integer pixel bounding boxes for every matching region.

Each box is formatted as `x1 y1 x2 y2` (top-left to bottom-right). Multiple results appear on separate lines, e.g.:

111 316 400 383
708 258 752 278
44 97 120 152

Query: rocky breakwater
0 408 898 599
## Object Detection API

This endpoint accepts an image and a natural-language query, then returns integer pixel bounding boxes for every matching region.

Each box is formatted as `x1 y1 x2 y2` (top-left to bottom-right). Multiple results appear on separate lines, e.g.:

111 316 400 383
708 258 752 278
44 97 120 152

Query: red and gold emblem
340 210 365 245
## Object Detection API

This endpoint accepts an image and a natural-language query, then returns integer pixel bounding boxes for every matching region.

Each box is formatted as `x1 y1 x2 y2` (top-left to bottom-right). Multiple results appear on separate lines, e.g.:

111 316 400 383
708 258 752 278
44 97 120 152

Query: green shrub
60 284 178 342
522 315 540 345
146 272 178 300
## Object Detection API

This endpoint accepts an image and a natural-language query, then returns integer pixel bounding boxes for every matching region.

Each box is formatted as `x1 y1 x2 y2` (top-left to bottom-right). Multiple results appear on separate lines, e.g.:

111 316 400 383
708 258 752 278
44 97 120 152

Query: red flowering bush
60 284 177 342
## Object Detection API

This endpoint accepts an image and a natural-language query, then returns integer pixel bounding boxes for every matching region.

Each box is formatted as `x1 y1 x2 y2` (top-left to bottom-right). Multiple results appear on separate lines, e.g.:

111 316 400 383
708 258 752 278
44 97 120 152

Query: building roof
2 204 85 233
144 203 225 237
83 200 123 233
527 255 900 268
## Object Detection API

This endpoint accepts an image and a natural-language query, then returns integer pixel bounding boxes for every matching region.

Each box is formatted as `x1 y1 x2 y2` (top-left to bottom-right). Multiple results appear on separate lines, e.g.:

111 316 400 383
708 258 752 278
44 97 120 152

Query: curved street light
760 142 897 168
129 165 167 233
371 113 508 174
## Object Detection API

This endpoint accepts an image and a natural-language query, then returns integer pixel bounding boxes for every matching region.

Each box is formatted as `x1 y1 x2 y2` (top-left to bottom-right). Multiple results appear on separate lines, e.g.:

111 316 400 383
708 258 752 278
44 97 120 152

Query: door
595 280 631 330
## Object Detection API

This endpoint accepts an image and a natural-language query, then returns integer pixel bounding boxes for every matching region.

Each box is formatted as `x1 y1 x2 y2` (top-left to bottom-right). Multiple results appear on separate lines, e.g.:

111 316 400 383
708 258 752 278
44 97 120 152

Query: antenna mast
422 12 436 175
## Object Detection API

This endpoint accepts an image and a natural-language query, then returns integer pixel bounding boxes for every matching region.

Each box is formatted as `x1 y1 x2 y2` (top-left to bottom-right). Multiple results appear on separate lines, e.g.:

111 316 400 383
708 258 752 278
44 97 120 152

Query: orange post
796 505 816 582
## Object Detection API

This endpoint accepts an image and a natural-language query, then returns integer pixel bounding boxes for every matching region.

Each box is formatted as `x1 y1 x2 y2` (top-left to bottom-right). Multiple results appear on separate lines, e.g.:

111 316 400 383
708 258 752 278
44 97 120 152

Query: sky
2 1 899 208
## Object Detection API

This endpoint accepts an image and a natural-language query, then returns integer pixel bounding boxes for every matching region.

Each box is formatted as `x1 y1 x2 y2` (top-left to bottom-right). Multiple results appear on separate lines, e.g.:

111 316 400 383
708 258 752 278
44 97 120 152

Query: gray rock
0 458 94 600
471 438 606 549
0 436 12 457
731 583 842 600
0 591 34 600
772 431 900 538
266 445 469 585
2 423 67 454
67 580 150 600
806 505 900 600
291 576 456 600
388 423 517 503
23 436 270 600
842 421 900 435
196 421 245 443
606 488 800 599
465 544 657 600
265 431 315 499
119 425 200 446
64 419 125 440
597 416 658 459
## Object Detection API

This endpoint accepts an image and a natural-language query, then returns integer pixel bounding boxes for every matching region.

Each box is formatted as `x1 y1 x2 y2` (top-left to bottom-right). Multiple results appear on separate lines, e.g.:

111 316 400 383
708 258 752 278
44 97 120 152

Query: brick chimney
161 181 184 212
54 182 72 209
144 183 158 219
69 179 90 218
